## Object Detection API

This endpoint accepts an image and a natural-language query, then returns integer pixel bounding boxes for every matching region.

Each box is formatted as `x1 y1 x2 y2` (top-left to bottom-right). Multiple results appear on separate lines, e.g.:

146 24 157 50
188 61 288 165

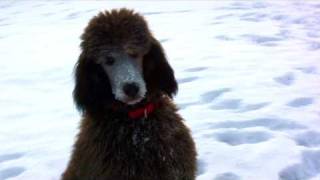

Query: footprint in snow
0 4 11 9
294 131 320 147
252 2 268 9
274 72 295 86
239 102 270 112
313 4 320 8
215 14 234 20
240 12 267 22
277 29 291 39
0 153 24 164
210 99 242 110
307 31 320 38
182 95 268 112
177 76 198 84
308 41 320 51
287 97 314 107
272 14 289 21
214 172 242 180
241 34 283 46
210 118 306 131
219 2 251 10
296 66 317 74
0 18 6 23
169 10 192 14
0 167 25 180
279 150 320 180
291 18 306 25
142 11 164 16
66 12 81 19
212 130 272 146
200 88 232 104
66 10 93 20
184 67 208 72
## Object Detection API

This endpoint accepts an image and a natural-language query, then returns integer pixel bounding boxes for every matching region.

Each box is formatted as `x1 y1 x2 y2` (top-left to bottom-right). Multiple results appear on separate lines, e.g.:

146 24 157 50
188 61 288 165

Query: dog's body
62 9 196 180
63 95 196 180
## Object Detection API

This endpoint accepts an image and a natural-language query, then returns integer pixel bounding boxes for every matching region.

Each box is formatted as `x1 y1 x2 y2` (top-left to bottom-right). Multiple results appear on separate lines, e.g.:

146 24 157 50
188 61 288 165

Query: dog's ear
143 37 178 97
73 52 113 113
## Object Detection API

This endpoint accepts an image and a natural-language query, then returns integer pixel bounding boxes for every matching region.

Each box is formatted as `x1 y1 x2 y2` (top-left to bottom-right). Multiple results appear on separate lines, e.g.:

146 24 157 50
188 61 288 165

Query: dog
62 8 197 180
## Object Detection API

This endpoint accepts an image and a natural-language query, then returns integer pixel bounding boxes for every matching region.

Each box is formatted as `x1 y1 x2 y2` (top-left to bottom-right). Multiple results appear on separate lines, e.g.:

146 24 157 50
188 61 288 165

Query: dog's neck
127 102 157 119
110 93 166 120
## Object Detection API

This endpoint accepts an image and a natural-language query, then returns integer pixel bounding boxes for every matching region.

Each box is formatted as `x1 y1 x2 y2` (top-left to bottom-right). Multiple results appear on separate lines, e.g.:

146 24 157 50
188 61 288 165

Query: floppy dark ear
143 38 178 97
73 52 113 113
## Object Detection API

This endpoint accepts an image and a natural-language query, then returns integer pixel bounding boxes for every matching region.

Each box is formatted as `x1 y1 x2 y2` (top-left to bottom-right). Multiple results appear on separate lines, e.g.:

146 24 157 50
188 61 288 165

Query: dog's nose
123 82 139 98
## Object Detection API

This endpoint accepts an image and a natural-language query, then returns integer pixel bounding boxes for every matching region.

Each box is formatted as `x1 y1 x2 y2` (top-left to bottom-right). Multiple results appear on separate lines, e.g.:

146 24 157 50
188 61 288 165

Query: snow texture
0 1 320 180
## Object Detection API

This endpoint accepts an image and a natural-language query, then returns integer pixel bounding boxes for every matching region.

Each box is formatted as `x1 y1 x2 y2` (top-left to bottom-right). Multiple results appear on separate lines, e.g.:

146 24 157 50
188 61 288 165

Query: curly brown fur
62 8 197 180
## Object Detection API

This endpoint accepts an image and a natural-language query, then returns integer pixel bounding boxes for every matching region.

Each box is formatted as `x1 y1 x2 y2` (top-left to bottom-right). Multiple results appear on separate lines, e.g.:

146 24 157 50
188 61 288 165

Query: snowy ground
0 1 320 180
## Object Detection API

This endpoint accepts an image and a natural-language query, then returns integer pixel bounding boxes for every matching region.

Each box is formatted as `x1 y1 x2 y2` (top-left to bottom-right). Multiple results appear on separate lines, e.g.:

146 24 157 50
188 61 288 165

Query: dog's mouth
122 96 144 105
113 84 147 106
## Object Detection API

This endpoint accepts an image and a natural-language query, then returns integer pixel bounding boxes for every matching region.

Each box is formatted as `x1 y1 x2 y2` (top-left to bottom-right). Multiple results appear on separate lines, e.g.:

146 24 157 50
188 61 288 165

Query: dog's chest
100 117 172 160
118 118 155 149
83 115 185 179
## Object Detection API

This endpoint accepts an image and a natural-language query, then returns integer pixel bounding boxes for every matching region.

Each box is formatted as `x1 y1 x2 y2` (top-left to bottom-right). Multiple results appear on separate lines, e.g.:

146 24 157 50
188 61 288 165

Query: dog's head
74 9 177 113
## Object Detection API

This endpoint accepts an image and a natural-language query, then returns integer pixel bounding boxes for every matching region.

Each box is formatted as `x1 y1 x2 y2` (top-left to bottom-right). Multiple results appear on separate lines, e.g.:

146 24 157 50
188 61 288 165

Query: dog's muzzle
100 54 147 105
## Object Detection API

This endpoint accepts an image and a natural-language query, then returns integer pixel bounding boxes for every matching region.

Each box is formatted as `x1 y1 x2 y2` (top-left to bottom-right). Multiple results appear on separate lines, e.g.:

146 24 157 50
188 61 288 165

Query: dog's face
73 9 178 113
96 48 146 105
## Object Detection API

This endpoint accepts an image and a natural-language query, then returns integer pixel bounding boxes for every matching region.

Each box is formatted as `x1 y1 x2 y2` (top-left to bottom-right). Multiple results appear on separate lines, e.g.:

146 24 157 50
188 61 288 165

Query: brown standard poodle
62 8 197 180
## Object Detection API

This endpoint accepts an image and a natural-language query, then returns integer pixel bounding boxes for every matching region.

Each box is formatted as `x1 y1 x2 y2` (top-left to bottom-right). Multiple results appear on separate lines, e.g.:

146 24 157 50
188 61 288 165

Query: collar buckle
144 108 149 119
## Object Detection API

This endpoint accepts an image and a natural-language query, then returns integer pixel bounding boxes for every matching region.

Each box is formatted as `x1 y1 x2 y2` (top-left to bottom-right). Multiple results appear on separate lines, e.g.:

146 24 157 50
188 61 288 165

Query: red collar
128 102 157 119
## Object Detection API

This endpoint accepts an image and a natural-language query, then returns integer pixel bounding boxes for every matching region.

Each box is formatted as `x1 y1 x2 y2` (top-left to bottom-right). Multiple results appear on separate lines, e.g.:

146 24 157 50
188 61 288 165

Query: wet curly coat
62 8 197 180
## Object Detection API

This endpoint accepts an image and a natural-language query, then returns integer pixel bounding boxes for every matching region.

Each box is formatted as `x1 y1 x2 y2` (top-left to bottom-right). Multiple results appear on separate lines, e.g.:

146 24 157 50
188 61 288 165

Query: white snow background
0 1 320 180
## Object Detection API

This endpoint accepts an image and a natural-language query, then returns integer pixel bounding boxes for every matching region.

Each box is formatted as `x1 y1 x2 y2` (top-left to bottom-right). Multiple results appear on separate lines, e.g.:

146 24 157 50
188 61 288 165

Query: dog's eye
104 56 115 66
128 53 138 59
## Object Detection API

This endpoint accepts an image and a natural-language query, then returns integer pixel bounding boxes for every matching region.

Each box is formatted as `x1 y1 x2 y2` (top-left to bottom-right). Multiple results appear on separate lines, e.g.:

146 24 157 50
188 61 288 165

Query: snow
0 1 320 180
